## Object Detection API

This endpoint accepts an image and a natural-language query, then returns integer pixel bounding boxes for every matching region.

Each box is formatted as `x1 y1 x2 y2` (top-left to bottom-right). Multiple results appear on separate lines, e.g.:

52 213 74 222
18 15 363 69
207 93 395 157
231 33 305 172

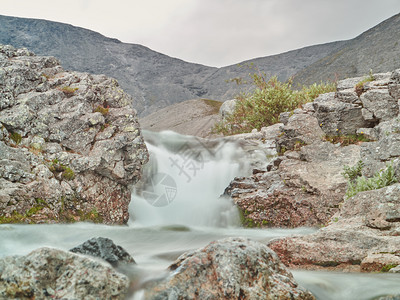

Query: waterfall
130 130 252 228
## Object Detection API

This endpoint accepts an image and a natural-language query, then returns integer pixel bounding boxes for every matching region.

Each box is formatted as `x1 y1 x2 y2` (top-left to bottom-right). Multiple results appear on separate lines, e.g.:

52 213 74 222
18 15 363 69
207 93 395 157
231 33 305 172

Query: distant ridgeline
0 13 399 115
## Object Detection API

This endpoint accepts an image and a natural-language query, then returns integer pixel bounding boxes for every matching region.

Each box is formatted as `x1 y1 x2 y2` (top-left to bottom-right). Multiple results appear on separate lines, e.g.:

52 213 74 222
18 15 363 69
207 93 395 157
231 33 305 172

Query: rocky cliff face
0 45 148 224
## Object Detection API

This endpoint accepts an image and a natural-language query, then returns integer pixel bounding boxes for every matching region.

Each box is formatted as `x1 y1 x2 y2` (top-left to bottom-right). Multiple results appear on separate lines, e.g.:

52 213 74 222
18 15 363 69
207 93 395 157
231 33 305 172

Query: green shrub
49 159 75 181
62 167 75 180
344 162 398 199
213 73 336 135
342 160 364 183
381 264 398 273
81 207 103 223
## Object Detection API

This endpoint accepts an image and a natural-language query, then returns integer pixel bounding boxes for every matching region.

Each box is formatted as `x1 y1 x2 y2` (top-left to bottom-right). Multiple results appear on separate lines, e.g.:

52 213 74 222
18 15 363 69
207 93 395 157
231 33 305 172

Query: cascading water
1 130 400 299
129 130 252 228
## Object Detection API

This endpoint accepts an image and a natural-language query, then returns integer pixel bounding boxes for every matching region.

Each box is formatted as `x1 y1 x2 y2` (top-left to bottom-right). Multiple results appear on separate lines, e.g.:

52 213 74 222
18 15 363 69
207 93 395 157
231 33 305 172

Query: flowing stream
1 130 400 299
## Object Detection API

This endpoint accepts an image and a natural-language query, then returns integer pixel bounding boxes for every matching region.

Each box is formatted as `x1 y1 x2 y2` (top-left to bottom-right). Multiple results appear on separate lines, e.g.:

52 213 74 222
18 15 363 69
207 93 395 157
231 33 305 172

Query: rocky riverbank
225 70 400 272
0 45 149 224
0 236 315 299
2 43 400 297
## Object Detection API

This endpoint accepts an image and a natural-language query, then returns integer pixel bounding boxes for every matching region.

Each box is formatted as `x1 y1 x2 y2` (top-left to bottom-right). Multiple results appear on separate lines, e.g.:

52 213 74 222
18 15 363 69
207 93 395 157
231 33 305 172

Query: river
1 130 400 300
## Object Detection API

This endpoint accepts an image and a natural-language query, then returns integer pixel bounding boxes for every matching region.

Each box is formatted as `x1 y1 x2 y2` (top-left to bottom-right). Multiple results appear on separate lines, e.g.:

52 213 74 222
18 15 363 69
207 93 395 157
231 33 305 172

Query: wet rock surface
0 45 149 224
0 247 129 300
145 237 315 300
70 237 135 267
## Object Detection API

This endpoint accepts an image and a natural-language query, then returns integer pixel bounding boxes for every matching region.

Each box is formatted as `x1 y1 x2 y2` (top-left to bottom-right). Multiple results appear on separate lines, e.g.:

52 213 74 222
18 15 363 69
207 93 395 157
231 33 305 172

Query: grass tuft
212 71 336 135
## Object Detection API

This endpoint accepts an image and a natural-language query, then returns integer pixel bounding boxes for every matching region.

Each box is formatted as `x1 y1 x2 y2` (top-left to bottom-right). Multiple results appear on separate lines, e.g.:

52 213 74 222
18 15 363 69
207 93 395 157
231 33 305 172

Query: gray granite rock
145 237 315 300
0 247 129 299
0 45 149 224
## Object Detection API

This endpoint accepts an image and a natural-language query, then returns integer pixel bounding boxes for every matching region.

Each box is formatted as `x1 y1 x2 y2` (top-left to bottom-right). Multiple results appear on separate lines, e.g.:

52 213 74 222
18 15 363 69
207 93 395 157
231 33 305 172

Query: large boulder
312 91 373 135
226 105 361 228
0 45 149 224
0 247 129 299
219 98 238 119
226 141 360 228
145 237 315 300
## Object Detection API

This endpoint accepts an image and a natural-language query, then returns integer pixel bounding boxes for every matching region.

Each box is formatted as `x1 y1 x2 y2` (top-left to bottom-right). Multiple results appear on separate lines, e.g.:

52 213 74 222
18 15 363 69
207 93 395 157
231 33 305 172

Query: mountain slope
293 13 400 86
0 14 346 115
0 15 217 115
201 41 346 100
2 14 399 116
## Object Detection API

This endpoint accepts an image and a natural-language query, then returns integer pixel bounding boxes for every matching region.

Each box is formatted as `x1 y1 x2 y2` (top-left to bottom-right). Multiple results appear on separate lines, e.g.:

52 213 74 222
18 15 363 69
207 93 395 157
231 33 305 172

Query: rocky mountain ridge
0 14 353 115
2 13 400 117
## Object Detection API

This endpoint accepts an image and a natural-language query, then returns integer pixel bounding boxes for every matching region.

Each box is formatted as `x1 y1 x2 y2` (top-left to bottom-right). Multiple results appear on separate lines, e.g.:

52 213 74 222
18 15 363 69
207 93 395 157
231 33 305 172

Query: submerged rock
145 237 315 300
0 44 149 224
0 247 129 299
70 237 135 267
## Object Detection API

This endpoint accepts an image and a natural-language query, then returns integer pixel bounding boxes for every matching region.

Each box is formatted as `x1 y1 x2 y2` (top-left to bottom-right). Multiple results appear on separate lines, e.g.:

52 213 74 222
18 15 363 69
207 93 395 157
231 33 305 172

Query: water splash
130 130 251 228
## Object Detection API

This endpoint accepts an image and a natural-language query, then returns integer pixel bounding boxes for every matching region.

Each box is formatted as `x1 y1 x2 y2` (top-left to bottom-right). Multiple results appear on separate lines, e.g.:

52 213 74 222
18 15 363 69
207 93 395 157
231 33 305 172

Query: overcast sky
2 0 400 67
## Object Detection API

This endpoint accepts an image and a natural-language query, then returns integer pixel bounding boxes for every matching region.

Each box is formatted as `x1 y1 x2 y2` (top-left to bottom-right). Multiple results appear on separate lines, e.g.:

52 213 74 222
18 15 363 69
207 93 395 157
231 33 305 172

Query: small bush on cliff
355 70 375 97
213 72 336 135
342 160 364 183
343 161 398 199
61 167 75 180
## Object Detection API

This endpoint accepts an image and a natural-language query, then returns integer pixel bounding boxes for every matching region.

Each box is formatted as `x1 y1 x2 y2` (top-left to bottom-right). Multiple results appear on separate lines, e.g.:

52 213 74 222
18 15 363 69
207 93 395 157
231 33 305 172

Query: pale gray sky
2 0 400 67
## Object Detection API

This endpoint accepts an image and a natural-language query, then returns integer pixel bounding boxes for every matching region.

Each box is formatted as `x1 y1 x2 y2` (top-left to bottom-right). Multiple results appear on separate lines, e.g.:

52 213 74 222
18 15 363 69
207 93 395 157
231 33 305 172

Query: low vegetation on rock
343 161 398 199
58 85 78 96
213 72 336 135
354 70 375 96
324 133 370 146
